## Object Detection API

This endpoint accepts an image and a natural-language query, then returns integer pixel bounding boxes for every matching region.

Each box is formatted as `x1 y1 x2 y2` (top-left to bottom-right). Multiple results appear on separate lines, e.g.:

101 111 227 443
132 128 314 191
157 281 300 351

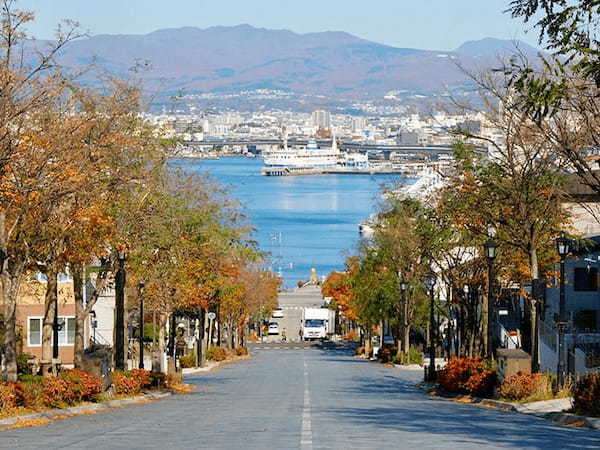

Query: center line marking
301 356 312 450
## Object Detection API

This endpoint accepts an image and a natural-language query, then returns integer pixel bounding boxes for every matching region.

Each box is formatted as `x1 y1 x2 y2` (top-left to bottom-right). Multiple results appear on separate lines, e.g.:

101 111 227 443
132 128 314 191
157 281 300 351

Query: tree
0 0 82 381
508 0 600 84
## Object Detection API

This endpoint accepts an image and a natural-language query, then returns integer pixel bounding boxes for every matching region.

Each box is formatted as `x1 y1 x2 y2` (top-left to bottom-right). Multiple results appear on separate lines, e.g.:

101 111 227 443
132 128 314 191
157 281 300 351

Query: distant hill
454 37 541 59
45 25 541 101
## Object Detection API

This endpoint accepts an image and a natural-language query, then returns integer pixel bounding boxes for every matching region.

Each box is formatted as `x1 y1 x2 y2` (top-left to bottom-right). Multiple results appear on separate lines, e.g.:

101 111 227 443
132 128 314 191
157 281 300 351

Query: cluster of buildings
146 108 493 151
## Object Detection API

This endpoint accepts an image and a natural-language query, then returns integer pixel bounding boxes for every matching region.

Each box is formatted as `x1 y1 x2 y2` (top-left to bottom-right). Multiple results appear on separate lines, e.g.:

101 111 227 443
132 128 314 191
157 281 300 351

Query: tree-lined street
2 346 598 449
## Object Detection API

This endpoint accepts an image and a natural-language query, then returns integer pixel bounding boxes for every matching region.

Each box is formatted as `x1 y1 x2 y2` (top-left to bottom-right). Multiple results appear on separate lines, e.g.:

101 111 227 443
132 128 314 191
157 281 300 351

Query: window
27 316 75 347
574 267 598 291
28 318 41 346
58 317 75 345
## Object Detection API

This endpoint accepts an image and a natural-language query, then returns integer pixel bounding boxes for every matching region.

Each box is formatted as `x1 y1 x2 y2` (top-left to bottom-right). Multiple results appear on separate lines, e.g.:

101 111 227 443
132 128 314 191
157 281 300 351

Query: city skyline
19 0 537 51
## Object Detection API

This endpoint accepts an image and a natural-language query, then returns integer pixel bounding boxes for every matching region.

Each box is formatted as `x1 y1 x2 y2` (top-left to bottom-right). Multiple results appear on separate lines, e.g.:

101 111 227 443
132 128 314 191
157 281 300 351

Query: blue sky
19 0 536 50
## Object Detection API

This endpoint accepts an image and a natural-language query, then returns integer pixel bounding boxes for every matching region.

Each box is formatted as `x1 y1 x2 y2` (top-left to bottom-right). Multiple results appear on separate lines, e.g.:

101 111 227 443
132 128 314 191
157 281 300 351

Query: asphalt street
265 285 325 343
2 343 599 449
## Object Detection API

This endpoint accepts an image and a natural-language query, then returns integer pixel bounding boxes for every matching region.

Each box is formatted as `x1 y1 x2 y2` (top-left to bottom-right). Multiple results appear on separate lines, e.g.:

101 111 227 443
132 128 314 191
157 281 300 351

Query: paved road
266 285 325 343
3 344 599 449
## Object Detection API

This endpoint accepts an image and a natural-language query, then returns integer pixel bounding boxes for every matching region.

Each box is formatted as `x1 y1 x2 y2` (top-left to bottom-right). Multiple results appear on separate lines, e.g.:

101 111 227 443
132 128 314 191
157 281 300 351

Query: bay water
179 157 401 288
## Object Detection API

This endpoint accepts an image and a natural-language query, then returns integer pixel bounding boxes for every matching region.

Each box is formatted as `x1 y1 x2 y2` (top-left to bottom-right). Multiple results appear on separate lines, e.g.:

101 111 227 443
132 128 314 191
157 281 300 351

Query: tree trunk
1 265 23 382
364 328 372 357
529 246 540 372
42 267 58 362
73 264 85 369
0 209 25 381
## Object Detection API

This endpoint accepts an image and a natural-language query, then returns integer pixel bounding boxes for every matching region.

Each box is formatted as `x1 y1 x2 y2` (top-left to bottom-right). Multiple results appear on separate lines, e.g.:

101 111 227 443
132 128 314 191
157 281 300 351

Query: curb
0 390 173 431
183 354 251 376
416 383 599 431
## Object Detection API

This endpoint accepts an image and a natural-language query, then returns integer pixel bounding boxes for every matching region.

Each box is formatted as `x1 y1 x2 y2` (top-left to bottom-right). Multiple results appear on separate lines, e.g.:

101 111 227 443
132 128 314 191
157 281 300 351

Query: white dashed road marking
301 357 312 450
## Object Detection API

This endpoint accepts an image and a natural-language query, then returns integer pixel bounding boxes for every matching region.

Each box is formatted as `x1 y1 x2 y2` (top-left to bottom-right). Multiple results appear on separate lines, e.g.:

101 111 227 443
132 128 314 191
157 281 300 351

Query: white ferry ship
263 134 340 168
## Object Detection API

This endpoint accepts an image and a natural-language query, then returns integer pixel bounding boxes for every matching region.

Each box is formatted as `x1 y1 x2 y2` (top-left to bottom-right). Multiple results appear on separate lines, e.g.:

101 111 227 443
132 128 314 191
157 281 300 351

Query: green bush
17 353 35 375
392 347 423 365
206 346 228 361
180 354 196 368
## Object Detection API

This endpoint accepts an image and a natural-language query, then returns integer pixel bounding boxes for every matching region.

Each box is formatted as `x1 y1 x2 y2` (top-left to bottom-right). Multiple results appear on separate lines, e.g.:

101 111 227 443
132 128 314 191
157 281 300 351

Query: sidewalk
515 397 572 415
419 381 600 431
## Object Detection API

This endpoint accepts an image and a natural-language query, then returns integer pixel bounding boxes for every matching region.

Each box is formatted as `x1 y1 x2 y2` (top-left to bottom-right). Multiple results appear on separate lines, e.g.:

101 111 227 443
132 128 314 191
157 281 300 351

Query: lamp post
424 272 436 381
555 232 570 386
483 237 498 358
398 273 408 354
138 281 145 369
52 276 59 360
115 252 126 371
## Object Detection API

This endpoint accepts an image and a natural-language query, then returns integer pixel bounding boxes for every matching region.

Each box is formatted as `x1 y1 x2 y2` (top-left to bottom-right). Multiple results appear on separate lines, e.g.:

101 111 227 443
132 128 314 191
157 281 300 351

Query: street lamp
399 273 408 355
555 232 571 386
424 272 436 381
138 281 145 369
115 252 126 371
484 237 498 358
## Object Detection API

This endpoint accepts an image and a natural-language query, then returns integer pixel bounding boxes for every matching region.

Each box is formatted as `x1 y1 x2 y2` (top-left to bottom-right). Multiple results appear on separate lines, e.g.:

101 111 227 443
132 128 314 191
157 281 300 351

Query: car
271 307 284 318
268 322 279 335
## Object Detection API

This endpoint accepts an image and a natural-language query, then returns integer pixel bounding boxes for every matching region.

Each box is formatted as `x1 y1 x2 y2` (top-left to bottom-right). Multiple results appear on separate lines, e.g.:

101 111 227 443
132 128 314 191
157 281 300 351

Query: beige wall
16 279 76 364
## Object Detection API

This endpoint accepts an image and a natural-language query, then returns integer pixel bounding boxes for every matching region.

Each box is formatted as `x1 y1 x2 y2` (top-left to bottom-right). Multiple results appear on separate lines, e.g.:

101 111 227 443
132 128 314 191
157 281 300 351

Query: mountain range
49 25 541 102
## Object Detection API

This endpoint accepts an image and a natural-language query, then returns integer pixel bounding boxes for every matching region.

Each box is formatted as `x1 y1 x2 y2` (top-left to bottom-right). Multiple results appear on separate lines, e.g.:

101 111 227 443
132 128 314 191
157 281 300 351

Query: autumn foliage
498 371 552 401
573 372 600 417
438 358 497 397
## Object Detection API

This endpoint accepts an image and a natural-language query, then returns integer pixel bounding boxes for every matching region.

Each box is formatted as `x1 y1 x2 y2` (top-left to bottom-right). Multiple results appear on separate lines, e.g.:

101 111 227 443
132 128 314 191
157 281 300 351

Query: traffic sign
207 312 216 320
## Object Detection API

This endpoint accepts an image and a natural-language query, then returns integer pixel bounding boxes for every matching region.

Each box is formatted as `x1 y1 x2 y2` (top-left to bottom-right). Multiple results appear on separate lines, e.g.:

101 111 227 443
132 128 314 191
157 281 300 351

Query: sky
18 0 537 51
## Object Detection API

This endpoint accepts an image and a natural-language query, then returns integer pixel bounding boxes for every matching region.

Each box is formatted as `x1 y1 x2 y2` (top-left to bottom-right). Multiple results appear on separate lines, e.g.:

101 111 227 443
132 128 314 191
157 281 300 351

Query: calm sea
177 157 401 288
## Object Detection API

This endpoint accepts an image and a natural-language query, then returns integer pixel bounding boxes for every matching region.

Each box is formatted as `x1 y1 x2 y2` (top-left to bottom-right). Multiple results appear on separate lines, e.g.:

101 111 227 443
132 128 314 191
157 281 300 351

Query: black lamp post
52 276 59 360
555 232 570 386
138 281 145 369
483 237 498 358
115 252 126 371
424 272 436 381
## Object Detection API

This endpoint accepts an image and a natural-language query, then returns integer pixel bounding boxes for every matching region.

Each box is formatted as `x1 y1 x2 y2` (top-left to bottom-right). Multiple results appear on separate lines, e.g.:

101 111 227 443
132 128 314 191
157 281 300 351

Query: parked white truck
302 307 334 341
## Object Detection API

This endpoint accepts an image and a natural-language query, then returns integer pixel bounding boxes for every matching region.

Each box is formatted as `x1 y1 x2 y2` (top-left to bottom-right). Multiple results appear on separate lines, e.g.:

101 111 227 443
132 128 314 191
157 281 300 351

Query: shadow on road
324 372 599 448
324 403 598 449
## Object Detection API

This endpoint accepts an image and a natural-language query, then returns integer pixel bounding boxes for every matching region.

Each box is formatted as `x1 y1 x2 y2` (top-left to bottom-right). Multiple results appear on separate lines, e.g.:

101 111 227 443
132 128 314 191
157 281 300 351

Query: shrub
573 372 600 417
17 353 35 375
206 346 228 361
0 383 19 413
499 372 552 402
392 347 424 366
42 376 75 407
179 354 196 368
112 371 142 395
234 347 248 356
60 369 104 402
130 369 152 389
465 370 497 397
20 377 45 410
438 357 497 397
377 346 396 363
150 372 167 389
